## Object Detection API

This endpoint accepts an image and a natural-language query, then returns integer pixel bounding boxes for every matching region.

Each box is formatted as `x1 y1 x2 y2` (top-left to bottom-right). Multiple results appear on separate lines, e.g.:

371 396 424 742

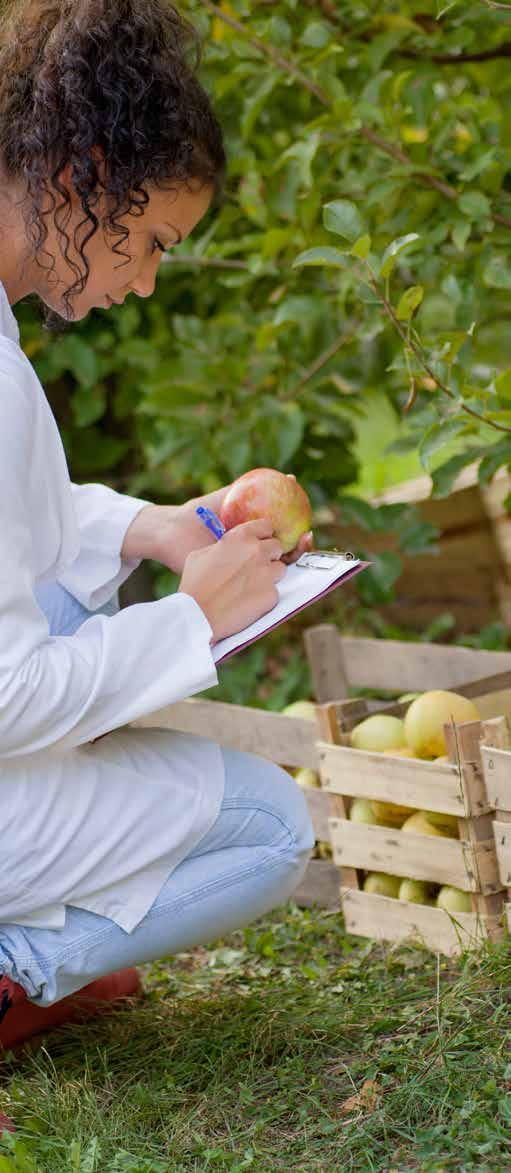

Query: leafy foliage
14 0 511 608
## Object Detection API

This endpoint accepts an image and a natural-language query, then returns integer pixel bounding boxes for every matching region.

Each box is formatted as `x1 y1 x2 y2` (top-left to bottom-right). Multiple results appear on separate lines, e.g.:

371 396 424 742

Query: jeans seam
213 798 300 847
11 843 308 969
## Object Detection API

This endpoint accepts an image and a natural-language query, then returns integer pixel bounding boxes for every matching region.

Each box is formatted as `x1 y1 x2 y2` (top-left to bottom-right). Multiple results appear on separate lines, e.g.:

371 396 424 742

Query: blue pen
195 505 226 541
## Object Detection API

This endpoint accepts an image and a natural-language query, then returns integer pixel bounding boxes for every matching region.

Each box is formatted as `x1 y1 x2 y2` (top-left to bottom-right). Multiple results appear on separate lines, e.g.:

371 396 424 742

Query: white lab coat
0 283 224 933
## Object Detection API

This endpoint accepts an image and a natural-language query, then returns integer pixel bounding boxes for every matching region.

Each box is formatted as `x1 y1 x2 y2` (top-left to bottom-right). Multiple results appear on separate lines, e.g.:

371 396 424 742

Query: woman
0 0 315 1024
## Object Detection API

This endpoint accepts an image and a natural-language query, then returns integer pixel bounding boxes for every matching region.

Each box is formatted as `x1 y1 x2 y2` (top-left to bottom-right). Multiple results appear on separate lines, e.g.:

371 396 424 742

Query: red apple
220 468 312 553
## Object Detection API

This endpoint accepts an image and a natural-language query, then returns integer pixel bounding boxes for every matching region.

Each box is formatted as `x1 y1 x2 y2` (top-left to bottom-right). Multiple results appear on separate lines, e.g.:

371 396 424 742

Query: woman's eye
152 237 166 254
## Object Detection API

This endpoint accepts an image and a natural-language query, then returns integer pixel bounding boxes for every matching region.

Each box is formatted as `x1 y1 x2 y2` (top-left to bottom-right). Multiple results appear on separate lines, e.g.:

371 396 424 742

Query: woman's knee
221 747 316 859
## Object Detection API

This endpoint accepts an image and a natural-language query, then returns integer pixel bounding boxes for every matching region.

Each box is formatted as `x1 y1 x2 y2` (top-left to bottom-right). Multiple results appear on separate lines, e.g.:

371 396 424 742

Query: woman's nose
130 252 162 299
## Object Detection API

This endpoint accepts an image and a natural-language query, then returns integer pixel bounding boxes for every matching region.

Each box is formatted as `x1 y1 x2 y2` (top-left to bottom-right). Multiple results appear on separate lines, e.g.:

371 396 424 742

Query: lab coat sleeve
57 482 153 611
0 385 219 758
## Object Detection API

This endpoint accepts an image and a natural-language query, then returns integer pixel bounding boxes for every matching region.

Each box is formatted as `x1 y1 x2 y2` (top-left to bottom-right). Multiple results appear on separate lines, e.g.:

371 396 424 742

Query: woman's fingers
282 529 314 564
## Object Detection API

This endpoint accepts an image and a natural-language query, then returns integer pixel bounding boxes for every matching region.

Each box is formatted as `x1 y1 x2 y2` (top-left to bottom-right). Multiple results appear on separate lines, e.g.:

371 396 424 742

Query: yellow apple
363 872 401 898
282 700 316 721
398 878 434 905
351 715 406 753
349 797 382 825
294 767 321 789
370 800 415 827
436 886 472 913
401 811 458 839
404 691 480 759
423 810 459 835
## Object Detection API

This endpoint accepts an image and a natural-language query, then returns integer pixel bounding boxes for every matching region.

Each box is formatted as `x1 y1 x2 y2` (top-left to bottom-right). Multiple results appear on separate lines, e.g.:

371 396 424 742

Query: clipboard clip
296 549 357 570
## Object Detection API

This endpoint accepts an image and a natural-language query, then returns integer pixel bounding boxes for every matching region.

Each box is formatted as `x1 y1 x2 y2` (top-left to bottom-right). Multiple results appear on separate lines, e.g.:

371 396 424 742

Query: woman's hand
146 478 313 574
179 519 287 641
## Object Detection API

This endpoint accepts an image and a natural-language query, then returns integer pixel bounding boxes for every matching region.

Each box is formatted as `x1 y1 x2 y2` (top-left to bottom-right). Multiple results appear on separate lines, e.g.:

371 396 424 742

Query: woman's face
36 177 213 321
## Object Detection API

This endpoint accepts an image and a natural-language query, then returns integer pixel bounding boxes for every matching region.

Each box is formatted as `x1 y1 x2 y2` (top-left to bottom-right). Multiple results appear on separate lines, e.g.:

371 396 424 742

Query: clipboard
212 552 370 664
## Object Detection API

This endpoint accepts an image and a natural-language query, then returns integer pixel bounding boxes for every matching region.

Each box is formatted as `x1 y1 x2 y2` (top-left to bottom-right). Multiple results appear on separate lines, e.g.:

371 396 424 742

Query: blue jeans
0 583 315 1006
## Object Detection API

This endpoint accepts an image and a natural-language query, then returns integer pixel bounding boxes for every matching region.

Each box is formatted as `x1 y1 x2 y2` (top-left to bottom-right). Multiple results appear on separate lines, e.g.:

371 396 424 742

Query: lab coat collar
0 280 20 345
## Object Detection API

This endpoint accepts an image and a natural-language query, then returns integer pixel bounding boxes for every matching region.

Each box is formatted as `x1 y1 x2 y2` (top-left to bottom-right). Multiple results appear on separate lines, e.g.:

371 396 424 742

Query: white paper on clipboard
212 554 369 664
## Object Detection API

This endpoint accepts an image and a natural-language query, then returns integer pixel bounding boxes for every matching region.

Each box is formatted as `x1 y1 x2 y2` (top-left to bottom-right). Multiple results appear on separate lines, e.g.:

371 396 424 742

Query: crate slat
330 819 497 892
340 888 502 957
131 698 318 767
318 742 467 816
481 747 511 810
492 821 511 887
309 633 511 697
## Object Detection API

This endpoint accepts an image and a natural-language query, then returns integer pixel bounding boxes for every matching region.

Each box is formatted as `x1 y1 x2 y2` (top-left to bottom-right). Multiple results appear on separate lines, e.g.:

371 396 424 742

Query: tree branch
283 325 360 400
162 255 249 271
365 268 511 434
199 0 329 104
400 43 511 63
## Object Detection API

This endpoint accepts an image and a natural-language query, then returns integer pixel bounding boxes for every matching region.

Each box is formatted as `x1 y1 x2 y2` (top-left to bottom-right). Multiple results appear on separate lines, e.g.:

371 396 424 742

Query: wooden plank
315 702 359 891
481 747 511 811
303 787 330 841
304 625 349 703
340 888 503 956
333 637 511 695
318 741 467 816
292 859 341 909
473 689 511 720
329 819 495 892
130 698 318 768
492 821 511 887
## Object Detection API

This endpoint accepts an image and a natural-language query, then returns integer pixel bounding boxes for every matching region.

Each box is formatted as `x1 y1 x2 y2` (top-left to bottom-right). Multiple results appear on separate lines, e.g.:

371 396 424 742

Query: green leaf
396 285 424 321
459 190 492 220
71 384 106 428
322 199 365 242
419 418 468 470
292 247 348 269
350 234 371 259
431 449 483 497
483 256 511 290
478 439 511 486
53 336 98 387
495 368 511 403
356 551 403 605
300 19 332 48
379 234 420 279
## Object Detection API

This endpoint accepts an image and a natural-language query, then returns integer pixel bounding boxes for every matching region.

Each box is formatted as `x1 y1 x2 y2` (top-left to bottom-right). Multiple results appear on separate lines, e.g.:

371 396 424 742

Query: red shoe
0 968 142 1052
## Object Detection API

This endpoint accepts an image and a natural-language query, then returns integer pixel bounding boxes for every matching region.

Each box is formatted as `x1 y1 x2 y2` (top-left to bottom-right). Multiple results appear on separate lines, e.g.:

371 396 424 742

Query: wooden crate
316 699 505 956
323 463 511 632
303 631 511 953
129 696 339 910
479 715 511 935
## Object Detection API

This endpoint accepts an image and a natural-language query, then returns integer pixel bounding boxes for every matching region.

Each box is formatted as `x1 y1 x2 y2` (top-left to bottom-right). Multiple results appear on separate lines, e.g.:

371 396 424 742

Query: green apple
363 872 401 898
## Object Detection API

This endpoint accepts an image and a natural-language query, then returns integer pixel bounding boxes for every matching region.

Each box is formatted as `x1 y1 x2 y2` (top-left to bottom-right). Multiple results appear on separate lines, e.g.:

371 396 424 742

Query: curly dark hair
0 0 226 322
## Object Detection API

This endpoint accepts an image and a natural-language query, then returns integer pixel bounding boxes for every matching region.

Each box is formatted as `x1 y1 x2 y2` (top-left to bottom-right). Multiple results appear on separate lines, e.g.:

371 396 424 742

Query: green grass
1 906 511 1171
